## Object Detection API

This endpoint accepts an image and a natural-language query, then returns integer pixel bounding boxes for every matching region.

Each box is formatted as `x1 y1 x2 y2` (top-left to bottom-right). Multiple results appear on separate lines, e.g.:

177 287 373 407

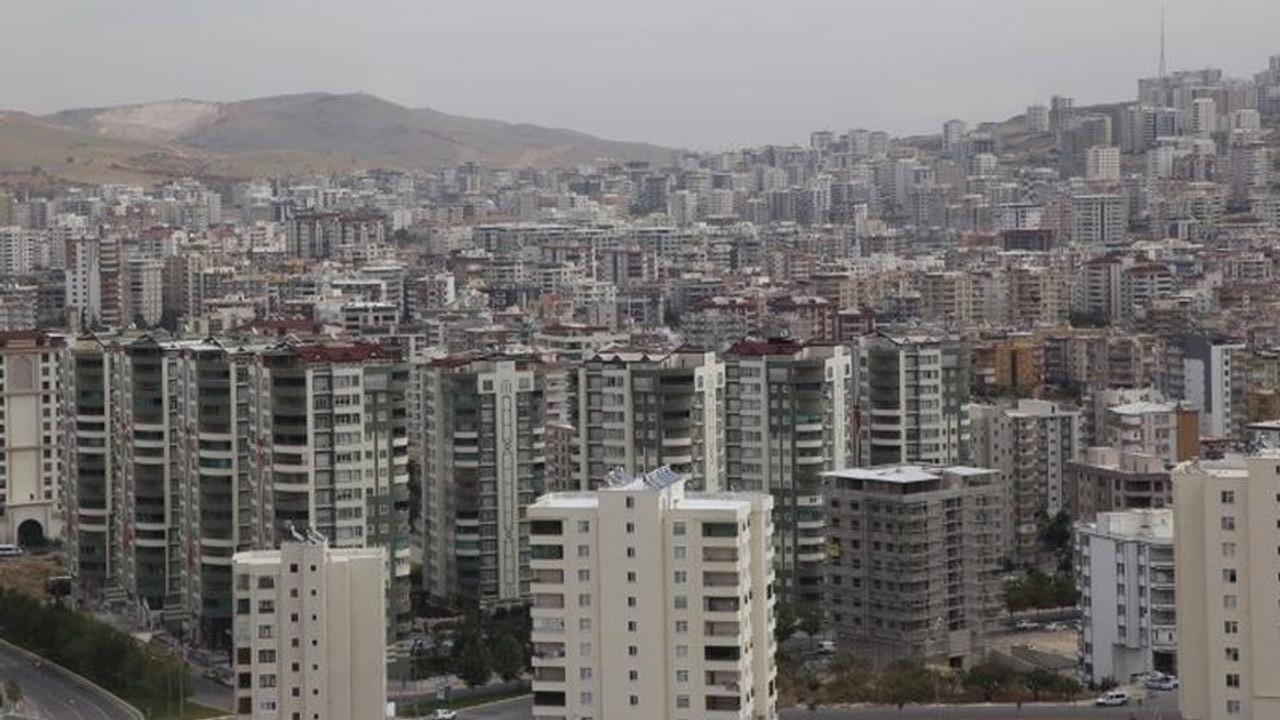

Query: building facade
527 467 777 720
232 539 386 720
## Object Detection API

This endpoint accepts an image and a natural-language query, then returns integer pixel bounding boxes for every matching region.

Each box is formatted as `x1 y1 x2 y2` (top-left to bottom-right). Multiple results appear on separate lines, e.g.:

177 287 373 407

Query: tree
775 604 797 644
1023 668 1058 702
963 662 1015 702
4 680 22 710
491 633 526 682
453 638 492 687
798 607 823 639
826 654 873 703
1039 510 1073 557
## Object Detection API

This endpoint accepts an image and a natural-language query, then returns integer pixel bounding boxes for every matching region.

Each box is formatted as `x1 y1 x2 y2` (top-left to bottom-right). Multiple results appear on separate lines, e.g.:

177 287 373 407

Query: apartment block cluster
6 54 1280 720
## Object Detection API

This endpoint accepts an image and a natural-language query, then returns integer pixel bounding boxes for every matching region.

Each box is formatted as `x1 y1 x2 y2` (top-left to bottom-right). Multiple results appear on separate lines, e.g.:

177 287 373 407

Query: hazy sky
4 0 1279 149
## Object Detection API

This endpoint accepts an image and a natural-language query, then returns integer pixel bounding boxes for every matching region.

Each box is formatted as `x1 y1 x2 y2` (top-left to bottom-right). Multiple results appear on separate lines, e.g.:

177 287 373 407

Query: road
0 640 138 720
459 696 1180 720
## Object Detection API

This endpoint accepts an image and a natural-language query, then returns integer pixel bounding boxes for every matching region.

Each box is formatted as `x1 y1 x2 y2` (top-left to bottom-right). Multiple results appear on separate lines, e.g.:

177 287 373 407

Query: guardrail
0 638 144 720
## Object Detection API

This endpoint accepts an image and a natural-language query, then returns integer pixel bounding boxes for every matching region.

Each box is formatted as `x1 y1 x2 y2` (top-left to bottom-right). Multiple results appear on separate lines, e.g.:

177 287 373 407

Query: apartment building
577 347 725 492
1075 509 1176 684
855 332 971 467
1102 400 1199 465
970 399 1083 565
527 466 777 720
414 351 551 608
1065 447 1173 521
232 538 386 720
1173 454 1280 720
0 331 66 546
723 339 853 608
822 464 1003 668
67 336 115 599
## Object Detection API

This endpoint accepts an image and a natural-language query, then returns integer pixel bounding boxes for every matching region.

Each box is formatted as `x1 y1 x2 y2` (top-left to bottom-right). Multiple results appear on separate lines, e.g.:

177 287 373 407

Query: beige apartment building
822 464 1003 669
527 467 777 720
232 538 386 720
0 330 66 546
1173 454 1280 720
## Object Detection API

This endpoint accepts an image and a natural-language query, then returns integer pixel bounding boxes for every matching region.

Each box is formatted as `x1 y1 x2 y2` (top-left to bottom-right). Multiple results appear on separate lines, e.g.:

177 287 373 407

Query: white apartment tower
232 539 386 720
1075 509 1176 685
1085 146 1122 182
0 331 66 546
527 467 777 720
1173 454 1280 720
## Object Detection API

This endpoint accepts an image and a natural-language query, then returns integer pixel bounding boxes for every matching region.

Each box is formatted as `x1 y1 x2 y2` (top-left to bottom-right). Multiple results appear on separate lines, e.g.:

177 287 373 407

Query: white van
1094 690 1130 706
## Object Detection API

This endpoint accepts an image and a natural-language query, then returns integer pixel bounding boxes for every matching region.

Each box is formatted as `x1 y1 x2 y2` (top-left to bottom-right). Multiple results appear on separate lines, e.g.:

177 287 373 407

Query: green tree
491 632 526 682
451 625 492 687
963 662 1015 702
798 607 823 639
775 604 797 644
1023 668 1058 702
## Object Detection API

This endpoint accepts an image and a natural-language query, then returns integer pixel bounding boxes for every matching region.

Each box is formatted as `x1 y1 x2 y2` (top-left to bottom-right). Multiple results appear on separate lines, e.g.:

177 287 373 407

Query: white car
1013 620 1041 631
1094 690 1130 706
1145 675 1179 691
431 710 458 720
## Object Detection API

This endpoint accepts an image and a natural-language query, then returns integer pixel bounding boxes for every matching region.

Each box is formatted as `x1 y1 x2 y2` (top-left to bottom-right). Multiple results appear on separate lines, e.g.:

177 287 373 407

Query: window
577 520 590 533
578 569 591 582
629 670 639 681
1222 516 1236 531
1227 673 1241 688
578 545 590 558
628 596 636 607
1225 620 1240 634
579 692 593 706
674 595 688 610
673 522 686 536
628 645 638 656
676 694 690 708
674 570 687 584
627 571 637 583
625 497 635 509
1223 542 1237 557
579 643 592 657
579 618 592 631
627 621 637 632
257 576 275 590
579 668 593 680
1221 490 1236 504
676 669 689 683
578 593 591 607
676 645 689 658
258 625 274 639
675 620 688 633
673 545 687 560
1226 647 1240 662
1227 700 1241 715
258 674 277 688
626 522 635 533
1225 595 1238 610
258 650 276 664
629 695 639 706
1224 569 1238 584
626 547 636 558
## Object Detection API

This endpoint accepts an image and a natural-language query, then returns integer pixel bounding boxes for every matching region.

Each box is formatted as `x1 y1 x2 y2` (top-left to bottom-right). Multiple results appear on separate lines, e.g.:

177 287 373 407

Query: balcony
704 597 741 614
703 572 740 588
531 593 565 610
703 547 739 563
532 569 564 585
533 666 566 683
530 544 564 561
704 645 742 663
704 621 740 637
532 642 565 660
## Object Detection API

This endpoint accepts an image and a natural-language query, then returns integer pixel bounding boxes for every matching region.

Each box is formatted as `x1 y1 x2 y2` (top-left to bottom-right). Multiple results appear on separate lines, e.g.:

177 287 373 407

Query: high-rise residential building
414 351 550 608
0 331 66 546
855 332 970 467
527 467 777 720
67 336 115 600
1026 105 1050 133
823 464 1003 668
1101 400 1200 465
125 257 163 327
942 119 967 158
970 399 1083 564
1085 146 1122 182
1191 97 1217 138
576 347 725 492
723 339 853 607
251 342 412 670
1065 447 1172 521
1075 509 1176 685
65 236 103 327
232 538 386 720
1070 194 1127 246
1177 335 1246 440
1172 454 1280 720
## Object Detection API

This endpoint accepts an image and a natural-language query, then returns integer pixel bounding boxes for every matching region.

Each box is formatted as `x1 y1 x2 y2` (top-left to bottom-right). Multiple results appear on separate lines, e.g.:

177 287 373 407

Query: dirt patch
0 555 64 598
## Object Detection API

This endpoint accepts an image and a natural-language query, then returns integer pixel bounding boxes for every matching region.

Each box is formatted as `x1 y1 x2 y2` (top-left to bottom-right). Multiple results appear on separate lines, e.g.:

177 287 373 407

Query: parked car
1043 621 1068 631
1013 620 1041 631
1095 690 1130 706
816 640 837 655
1145 674 1179 691
431 710 458 720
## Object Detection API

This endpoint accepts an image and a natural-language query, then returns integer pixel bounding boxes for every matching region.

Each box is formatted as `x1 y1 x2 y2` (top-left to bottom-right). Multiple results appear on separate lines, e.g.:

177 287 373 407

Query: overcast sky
4 0 1279 149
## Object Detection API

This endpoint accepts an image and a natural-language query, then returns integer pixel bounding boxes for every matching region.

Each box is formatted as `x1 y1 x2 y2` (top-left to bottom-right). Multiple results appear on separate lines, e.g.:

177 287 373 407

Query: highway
459 696 1180 720
0 640 138 720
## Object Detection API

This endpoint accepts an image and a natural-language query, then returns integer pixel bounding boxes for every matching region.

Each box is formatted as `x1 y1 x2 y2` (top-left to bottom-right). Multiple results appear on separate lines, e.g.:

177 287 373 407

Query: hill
0 93 673 186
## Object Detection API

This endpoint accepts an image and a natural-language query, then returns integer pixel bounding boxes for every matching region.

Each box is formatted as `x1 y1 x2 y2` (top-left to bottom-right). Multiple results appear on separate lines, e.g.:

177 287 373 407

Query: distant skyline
4 0 1280 150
